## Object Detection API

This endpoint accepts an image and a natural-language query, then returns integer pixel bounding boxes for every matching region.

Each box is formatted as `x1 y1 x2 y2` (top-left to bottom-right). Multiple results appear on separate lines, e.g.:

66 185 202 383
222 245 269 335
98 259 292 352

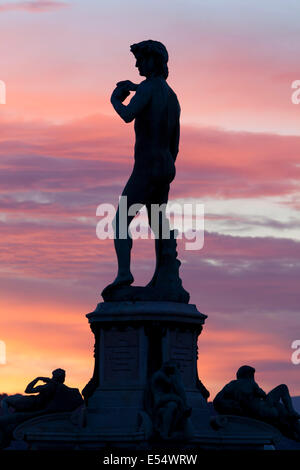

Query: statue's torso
133 77 180 184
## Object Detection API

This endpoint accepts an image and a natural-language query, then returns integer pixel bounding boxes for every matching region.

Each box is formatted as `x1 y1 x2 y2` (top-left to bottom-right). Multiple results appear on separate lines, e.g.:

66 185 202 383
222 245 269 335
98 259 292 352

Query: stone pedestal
84 301 210 436
12 301 279 450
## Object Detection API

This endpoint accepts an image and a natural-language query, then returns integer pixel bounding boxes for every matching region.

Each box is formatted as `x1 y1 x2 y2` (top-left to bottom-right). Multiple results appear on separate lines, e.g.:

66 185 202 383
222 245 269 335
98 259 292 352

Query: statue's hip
134 151 176 185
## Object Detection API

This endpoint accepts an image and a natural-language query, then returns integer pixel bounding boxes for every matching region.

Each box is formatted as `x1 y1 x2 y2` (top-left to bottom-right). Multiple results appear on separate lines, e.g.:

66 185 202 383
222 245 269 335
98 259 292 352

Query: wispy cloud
0 1 68 13
1 0 300 396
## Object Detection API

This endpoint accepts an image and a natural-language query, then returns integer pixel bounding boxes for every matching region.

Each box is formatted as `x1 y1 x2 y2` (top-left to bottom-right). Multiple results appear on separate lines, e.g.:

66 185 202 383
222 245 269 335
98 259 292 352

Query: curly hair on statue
130 40 169 79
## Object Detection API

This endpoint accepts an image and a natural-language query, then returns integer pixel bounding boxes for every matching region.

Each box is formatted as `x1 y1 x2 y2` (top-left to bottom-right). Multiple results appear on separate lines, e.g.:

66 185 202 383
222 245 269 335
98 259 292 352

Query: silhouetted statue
3 369 64 413
2 368 82 414
213 365 300 441
0 369 83 448
144 360 192 440
102 40 189 303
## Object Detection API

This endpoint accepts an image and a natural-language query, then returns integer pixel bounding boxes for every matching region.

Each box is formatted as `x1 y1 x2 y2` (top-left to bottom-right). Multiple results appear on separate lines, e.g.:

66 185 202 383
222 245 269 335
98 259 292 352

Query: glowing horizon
0 0 300 399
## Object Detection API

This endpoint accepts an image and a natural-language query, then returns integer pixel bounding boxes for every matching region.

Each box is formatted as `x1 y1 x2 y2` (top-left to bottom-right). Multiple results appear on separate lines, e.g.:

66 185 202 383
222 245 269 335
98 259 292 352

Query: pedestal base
84 301 210 435
13 412 279 450
12 301 279 450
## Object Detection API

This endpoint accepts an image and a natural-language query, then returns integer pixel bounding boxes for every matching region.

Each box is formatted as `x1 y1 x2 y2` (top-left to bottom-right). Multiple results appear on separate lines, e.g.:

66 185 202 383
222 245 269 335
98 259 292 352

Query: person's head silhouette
130 40 169 79
52 368 65 384
236 365 255 380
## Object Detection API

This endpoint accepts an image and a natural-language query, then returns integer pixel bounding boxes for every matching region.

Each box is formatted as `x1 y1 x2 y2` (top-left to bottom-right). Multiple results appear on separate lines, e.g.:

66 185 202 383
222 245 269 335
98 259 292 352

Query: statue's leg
145 183 170 287
105 170 148 289
161 401 178 439
2 394 23 412
267 384 300 418
111 206 135 287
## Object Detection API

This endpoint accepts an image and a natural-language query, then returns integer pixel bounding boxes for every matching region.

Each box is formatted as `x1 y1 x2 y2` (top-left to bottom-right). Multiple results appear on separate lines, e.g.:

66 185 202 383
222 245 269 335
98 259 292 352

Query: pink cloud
0 114 299 396
0 114 300 203
0 1 68 13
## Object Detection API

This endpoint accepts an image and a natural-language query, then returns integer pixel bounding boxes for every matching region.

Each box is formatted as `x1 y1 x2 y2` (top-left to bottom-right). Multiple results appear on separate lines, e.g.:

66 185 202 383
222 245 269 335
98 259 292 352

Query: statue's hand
116 80 138 92
111 86 130 103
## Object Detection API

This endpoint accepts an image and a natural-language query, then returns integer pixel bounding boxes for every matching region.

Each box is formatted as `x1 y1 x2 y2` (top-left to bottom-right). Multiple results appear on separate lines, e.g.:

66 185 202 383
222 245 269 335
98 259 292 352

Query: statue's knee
278 384 288 393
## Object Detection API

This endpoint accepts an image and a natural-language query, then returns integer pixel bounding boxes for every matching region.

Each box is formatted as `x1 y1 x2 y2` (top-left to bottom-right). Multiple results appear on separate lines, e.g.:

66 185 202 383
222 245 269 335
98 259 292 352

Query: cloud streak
1 0 300 396
0 1 68 13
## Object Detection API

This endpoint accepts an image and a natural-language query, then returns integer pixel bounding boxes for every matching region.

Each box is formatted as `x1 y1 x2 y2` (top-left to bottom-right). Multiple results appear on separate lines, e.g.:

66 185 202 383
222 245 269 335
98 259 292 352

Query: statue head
130 40 169 79
236 365 255 380
52 368 66 384
162 360 179 376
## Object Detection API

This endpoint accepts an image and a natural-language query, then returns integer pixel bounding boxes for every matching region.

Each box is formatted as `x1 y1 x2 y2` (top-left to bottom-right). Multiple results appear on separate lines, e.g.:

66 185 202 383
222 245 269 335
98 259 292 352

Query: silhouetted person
148 361 191 439
2 368 67 413
213 365 300 441
0 369 83 449
106 40 180 290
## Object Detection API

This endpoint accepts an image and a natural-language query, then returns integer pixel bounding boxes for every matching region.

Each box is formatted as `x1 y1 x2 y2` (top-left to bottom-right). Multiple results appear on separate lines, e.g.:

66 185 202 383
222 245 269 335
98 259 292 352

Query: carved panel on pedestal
169 329 195 387
103 328 139 385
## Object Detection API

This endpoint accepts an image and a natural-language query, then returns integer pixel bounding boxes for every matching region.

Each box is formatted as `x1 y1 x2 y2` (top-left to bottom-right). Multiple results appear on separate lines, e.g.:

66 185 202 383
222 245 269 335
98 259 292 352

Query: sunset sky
0 0 299 398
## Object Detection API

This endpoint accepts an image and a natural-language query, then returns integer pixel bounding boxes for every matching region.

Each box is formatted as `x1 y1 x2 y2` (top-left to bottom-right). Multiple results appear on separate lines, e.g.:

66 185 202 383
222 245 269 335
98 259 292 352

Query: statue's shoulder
224 380 238 390
138 78 154 90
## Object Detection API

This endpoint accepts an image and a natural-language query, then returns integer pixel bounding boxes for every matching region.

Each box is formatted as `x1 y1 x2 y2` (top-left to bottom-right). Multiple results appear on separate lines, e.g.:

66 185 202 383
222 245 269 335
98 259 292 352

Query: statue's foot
145 274 157 288
102 271 134 293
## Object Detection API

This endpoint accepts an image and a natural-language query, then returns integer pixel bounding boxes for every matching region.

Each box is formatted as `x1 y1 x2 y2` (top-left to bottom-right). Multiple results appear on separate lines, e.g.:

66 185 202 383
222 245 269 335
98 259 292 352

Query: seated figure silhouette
3 369 63 413
213 365 300 441
144 360 192 440
2 368 82 414
0 369 83 448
